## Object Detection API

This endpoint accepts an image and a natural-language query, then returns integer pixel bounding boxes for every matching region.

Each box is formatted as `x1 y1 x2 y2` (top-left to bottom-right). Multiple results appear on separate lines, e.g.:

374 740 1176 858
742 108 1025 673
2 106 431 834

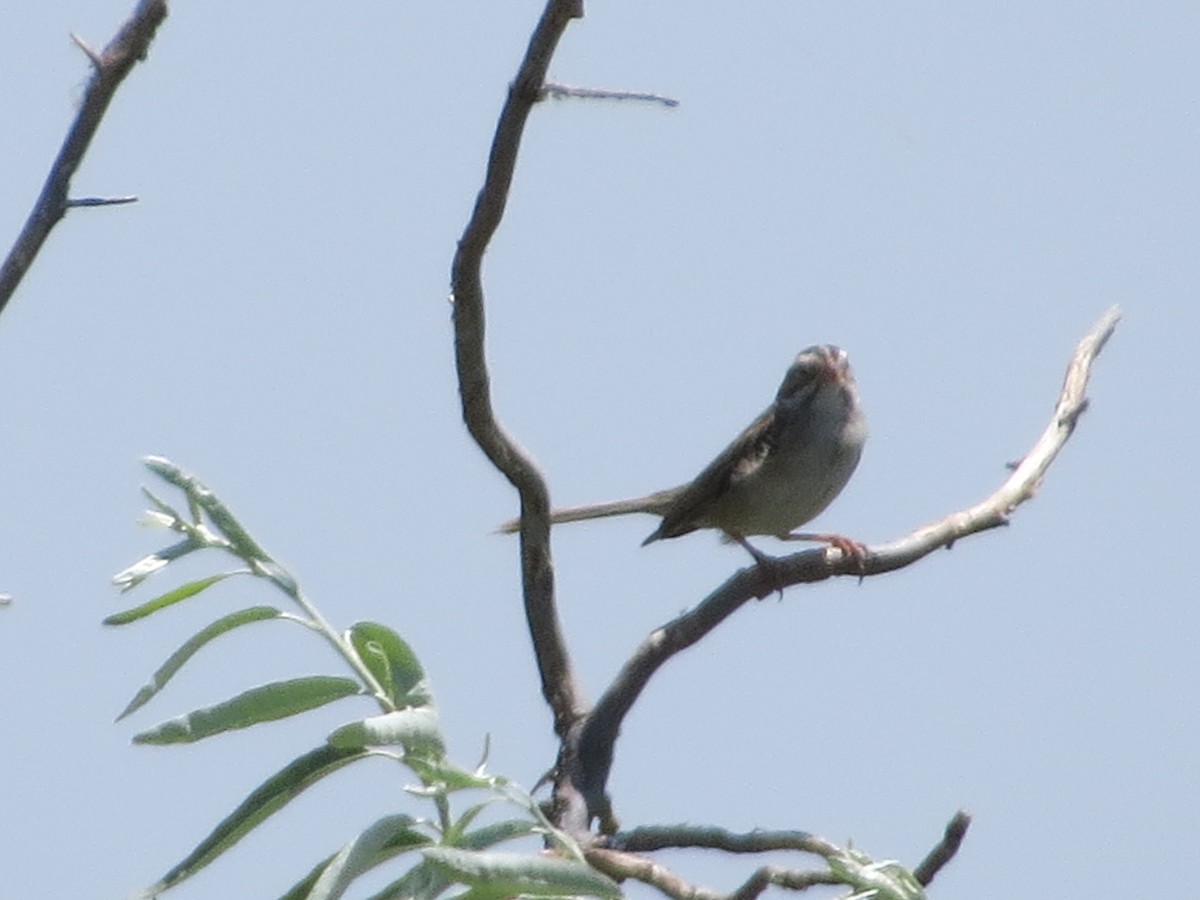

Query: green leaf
421 848 621 899
361 859 449 900
143 456 271 561
347 621 434 709
105 571 247 625
458 818 544 850
327 708 444 757
287 814 433 900
279 851 339 900
133 676 361 745
146 744 371 895
445 801 494 843
828 848 926 900
111 537 206 593
404 756 497 793
116 606 286 720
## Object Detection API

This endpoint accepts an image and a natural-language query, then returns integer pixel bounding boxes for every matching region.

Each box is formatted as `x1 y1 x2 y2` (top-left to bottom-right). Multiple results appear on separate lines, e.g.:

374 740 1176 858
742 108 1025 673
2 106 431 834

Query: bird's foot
780 531 868 575
732 534 788 599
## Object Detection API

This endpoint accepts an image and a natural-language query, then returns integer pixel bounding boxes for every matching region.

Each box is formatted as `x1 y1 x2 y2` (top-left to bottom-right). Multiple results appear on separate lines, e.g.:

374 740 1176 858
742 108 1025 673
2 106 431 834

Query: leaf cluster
110 457 619 900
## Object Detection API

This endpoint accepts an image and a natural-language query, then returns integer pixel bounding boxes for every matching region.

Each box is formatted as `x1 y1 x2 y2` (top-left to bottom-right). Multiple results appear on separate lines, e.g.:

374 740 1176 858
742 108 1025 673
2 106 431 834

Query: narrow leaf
327 708 444 756
278 852 338 900
133 676 360 745
828 850 926 900
111 537 205 593
302 814 432 900
347 621 434 709
146 744 371 895
105 571 246 625
143 456 271 561
404 756 496 793
458 818 544 850
362 859 448 900
116 606 285 720
421 848 621 899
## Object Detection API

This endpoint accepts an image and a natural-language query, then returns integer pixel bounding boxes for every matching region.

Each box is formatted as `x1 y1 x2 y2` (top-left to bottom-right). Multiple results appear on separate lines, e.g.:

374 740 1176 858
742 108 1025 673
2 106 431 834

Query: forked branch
449 0 588 740
0 0 168 316
447 3 1114 893
588 811 970 898
570 308 1119 821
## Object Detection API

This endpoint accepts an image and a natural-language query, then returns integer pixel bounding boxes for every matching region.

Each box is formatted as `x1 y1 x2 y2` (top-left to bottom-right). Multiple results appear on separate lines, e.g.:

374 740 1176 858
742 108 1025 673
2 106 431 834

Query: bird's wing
644 405 779 542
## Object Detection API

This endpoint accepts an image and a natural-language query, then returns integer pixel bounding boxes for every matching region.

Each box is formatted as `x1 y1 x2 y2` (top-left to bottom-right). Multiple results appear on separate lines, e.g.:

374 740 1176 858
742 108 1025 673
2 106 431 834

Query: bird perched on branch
499 344 868 563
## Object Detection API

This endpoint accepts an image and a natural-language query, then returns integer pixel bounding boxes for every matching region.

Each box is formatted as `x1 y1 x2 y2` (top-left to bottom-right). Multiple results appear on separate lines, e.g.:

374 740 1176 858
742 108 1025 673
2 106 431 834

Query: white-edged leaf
143 456 270 561
133 676 360 745
457 818 544 850
327 707 444 756
111 537 206 593
421 848 621 899
300 814 433 900
359 859 448 900
828 848 926 900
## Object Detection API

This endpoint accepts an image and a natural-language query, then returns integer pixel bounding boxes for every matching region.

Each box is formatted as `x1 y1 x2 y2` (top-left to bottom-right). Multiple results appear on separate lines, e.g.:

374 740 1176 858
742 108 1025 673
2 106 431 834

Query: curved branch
913 809 972 887
597 815 969 898
449 0 588 740
0 0 168 316
586 849 841 900
573 307 1120 819
609 825 837 857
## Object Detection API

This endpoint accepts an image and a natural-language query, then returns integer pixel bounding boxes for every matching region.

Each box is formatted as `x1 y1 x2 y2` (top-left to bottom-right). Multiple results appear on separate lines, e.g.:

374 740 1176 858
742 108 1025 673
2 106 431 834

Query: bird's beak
819 346 850 385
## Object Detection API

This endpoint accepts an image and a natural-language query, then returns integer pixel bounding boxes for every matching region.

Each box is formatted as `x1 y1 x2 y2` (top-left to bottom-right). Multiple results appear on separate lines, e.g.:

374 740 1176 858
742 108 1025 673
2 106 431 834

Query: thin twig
0 0 168 316
913 809 972 886
609 825 837 857
587 848 722 900
66 195 138 208
598 816 968 899
587 848 848 900
543 82 680 108
572 307 1120 819
449 0 589 744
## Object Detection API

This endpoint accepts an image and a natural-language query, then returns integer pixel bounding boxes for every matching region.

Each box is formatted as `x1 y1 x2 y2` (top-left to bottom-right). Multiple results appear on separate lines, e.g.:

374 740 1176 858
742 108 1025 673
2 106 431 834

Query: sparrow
500 345 867 562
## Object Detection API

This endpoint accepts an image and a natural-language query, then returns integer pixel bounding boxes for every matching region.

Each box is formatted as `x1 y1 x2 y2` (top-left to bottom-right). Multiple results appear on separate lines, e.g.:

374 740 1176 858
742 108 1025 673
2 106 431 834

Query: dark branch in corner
571 307 1120 821
914 809 972 886
0 0 168 317
449 0 589 750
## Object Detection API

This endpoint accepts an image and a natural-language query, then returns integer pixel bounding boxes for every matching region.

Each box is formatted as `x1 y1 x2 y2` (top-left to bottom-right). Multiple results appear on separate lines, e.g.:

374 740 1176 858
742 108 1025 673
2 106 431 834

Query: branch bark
913 809 972 886
589 813 969 898
570 307 1119 821
449 3 1114 891
0 0 168 316
449 0 589 753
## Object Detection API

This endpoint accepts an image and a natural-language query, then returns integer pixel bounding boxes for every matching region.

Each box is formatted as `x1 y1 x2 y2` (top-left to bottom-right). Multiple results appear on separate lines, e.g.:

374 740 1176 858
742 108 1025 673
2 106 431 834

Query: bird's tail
496 489 679 534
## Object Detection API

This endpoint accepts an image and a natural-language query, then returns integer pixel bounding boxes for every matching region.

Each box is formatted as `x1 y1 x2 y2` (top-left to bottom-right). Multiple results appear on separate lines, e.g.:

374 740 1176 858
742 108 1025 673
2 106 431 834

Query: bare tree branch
913 809 972 887
609 825 837 856
66 195 139 208
449 0 588 750
587 848 842 900
0 0 168 316
572 306 1120 820
597 816 969 898
543 82 680 107
452 5 1113 889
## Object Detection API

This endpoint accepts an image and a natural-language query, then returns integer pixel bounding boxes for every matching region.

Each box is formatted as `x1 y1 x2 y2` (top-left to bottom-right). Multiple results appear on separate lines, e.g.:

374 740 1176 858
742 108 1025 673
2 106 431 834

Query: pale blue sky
1 2 1196 898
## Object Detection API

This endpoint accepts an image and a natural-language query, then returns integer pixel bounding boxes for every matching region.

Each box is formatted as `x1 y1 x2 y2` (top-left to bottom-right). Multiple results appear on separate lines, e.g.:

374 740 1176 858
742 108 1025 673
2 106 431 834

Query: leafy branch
109 457 609 900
